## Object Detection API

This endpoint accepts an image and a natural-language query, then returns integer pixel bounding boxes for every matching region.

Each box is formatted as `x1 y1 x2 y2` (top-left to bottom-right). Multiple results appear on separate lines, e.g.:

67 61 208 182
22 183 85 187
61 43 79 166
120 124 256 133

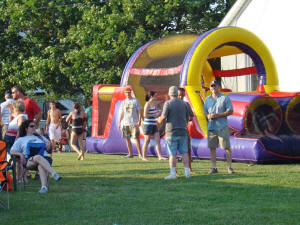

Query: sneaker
53 173 62 181
38 186 48 194
208 168 218 174
164 174 177 180
228 167 235 174
138 154 143 159
122 155 133 158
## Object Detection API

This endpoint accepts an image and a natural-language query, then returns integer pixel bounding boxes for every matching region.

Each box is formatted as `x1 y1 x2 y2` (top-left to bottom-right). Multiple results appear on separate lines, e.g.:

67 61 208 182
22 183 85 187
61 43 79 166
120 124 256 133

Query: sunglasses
29 125 35 128
210 85 217 87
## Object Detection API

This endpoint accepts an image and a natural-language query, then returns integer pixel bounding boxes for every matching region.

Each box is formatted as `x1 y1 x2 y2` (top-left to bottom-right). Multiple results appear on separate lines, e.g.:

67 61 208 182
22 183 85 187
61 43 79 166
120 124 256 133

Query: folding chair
0 141 12 209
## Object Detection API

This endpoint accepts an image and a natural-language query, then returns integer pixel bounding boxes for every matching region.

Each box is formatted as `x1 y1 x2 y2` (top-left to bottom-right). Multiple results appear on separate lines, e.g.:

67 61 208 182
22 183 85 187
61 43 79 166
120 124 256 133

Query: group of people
0 85 92 193
118 81 235 179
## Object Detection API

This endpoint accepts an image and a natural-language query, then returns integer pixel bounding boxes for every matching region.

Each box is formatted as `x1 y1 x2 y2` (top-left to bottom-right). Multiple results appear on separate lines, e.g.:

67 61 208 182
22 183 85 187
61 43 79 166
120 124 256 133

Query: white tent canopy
219 0 300 92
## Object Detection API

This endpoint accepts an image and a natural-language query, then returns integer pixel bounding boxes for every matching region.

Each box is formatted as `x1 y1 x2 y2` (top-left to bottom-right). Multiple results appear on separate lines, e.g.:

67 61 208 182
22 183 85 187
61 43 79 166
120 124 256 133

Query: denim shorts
143 124 158 135
166 135 188 156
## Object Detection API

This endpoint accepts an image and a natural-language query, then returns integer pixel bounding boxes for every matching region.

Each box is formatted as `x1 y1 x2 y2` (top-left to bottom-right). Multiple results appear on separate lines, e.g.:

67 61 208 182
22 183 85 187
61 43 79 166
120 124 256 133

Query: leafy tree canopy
0 0 236 100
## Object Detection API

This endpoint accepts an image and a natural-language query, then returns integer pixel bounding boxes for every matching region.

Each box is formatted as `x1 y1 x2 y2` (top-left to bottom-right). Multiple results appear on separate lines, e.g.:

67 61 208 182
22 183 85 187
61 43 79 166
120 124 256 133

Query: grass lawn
2 152 300 225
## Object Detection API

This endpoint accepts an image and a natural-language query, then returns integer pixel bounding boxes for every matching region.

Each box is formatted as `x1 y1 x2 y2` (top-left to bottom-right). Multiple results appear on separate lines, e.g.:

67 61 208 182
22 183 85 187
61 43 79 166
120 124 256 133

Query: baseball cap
210 80 220 87
124 86 132 92
168 86 178 96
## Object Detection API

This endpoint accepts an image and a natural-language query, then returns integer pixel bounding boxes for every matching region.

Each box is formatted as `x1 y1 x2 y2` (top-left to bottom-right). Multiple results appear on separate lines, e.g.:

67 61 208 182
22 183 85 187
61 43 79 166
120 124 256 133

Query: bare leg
135 138 142 157
169 154 176 169
50 139 56 152
182 153 189 168
38 165 48 187
70 132 81 159
30 156 55 174
77 133 85 160
142 135 150 160
154 132 167 160
225 148 232 168
125 137 133 156
210 148 217 168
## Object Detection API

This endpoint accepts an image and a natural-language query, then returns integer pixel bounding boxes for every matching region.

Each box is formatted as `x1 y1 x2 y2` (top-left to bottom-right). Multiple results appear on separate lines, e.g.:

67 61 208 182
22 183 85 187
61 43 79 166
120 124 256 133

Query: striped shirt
143 105 158 126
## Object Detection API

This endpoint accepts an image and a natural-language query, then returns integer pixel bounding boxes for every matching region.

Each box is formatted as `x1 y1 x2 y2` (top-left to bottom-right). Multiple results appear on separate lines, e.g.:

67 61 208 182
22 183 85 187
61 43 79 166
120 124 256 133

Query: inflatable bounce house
86 27 300 163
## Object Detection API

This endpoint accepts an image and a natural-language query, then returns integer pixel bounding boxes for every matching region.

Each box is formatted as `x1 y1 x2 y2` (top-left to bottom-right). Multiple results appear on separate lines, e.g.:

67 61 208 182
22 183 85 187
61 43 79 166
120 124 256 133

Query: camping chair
21 143 51 191
0 141 13 209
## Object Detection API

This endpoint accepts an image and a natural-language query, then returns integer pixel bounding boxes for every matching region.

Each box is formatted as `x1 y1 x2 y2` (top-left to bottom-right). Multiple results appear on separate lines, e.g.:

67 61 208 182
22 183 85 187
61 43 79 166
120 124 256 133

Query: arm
156 114 166 126
118 110 124 130
45 110 50 131
143 102 150 118
209 110 233 119
66 112 72 123
34 111 42 129
138 109 142 127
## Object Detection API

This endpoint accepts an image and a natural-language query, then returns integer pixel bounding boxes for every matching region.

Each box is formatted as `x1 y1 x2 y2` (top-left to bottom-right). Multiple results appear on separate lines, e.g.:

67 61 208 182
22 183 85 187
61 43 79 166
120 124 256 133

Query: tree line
0 0 236 100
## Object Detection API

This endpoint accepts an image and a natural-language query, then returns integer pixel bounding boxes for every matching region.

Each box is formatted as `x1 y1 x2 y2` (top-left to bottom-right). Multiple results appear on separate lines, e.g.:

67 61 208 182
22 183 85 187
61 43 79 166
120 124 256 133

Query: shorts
122 125 140 139
49 123 61 142
143 124 158 135
207 126 231 149
166 135 188 156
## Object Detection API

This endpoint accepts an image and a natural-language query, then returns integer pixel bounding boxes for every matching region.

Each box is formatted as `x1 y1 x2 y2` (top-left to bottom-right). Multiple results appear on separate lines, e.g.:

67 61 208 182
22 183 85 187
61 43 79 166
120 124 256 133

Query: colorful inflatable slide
86 27 300 163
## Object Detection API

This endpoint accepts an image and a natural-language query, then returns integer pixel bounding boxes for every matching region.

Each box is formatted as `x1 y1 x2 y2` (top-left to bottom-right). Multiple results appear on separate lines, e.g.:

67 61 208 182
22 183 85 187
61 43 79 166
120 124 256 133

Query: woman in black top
66 103 87 160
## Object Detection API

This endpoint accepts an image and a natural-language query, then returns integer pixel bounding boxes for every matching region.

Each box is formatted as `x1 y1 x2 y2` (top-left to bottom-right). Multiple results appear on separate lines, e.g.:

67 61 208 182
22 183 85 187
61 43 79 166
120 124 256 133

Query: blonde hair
13 99 26 112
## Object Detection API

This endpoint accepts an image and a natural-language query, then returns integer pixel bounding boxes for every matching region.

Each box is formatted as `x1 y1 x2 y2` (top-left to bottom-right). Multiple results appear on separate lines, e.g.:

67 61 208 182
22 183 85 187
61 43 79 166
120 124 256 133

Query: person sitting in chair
10 120 62 194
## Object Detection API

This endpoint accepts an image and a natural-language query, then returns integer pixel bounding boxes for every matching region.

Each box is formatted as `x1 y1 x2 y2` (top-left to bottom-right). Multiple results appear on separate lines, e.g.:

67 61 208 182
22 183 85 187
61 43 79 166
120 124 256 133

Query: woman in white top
5 100 28 151
10 120 62 194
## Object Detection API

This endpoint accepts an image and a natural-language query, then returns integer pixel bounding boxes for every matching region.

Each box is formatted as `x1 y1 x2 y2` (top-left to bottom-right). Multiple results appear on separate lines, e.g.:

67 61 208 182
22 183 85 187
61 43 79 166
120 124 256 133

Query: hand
118 123 121 130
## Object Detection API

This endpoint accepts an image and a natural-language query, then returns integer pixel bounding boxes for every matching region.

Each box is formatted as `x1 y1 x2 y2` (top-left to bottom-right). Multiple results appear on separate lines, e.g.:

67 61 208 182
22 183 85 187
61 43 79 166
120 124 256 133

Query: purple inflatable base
86 135 300 164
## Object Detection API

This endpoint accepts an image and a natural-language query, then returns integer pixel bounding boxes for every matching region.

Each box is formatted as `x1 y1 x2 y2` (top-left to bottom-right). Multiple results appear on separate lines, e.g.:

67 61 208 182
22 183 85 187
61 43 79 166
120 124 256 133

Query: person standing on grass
157 86 192 179
118 86 142 158
141 91 167 161
178 87 194 174
46 101 62 153
66 103 87 160
0 90 14 140
11 85 42 129
203 80 234 174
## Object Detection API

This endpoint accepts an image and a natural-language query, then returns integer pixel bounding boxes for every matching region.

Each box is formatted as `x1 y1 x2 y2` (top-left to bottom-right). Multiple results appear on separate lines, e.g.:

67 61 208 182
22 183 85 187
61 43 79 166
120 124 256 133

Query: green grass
2 153 300 225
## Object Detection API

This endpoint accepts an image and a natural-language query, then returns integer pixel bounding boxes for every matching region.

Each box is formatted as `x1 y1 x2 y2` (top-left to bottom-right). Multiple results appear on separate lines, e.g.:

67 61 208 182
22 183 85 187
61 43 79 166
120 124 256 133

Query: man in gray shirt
157 86 192 179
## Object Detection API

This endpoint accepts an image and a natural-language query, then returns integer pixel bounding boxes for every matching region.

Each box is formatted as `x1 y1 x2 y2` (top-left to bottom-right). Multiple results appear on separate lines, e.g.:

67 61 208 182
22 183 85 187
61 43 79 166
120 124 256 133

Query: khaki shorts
122 125 140 139
207 127 231 149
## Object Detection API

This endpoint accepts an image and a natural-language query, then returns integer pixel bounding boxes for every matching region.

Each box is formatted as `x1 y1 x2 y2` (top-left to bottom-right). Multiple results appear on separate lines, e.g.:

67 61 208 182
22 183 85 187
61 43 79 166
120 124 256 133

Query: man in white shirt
118 86 142 158
0 90 14 140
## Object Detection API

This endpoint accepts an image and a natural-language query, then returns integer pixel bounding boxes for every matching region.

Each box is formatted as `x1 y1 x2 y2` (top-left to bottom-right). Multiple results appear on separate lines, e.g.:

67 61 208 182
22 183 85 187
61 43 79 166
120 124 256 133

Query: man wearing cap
203 80 234 174
118 86 142 158
0 90 14 140
157 86 192 179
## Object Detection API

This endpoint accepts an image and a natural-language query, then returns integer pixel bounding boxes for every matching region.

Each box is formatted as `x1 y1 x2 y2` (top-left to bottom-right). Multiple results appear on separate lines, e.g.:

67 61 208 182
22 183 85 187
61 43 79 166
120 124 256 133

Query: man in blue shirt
204 80 234 174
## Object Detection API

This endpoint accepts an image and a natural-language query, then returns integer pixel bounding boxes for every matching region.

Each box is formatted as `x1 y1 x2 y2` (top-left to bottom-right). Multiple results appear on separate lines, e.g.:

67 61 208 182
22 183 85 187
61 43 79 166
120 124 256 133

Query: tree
0 0 236 99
